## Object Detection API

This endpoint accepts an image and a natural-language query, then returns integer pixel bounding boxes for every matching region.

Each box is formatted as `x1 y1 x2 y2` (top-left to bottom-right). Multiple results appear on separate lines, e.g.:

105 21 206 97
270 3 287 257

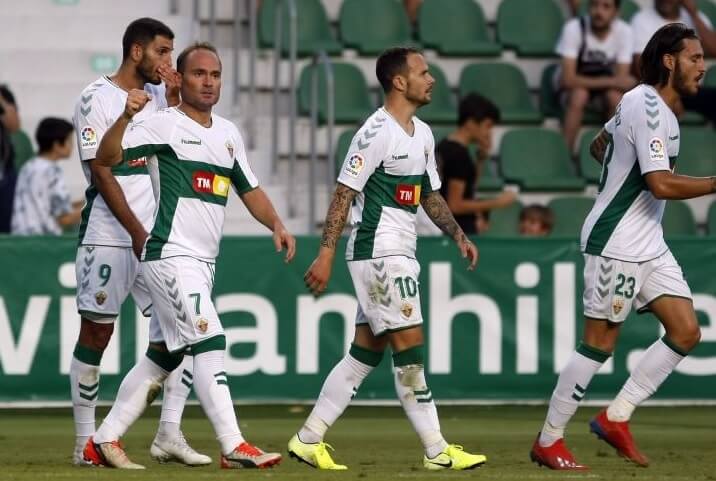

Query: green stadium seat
258 0 342 57
704 64 716 87
480 201 523 237
662 200 698 237
11 130 34 170
497 0 564 57
677 128 716 177
298 62 375 124
418 64 456 124
417 0 501 57
539 64 602 123
477 165 505 192
334 129 356 173
499 128 586 191
680 111 706 125
578 0 640 21
460 63 543 124
698 0 716 27
547 196 594 237
339 0 416 56
578 128 604 183
708 200 716 236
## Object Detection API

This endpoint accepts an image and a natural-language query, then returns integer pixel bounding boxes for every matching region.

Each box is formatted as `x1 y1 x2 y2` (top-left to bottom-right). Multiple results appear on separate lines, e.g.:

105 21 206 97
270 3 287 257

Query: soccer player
531 23 711 470
83 42 294 470
70 18 209 466
288 47 486 471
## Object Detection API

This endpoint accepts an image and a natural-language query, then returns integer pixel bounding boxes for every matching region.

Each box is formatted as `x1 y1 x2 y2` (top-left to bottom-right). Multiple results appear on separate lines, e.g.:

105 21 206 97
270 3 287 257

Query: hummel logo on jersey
392 154 408 160
181 138 202 145
395 184 421 206
193 171 230 197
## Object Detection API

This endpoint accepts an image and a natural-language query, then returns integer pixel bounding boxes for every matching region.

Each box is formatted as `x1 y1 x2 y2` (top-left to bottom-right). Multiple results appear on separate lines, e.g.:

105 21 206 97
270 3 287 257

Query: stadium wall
1 236 715 405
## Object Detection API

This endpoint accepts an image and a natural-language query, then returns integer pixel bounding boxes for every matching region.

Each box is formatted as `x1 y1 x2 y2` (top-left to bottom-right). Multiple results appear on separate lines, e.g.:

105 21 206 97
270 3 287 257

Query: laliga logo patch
649 137 665 161
81 126 98 150
344 152 364 178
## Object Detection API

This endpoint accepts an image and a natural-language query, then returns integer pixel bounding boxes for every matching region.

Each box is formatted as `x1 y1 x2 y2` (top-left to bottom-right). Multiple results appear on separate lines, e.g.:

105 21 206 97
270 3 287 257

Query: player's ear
392 74 407 93
662 53 675 73
131 43 143 63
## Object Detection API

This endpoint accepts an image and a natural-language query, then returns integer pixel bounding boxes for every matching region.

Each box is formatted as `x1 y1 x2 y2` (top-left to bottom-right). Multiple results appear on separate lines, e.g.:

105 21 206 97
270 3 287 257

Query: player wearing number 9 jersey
532 23 715 471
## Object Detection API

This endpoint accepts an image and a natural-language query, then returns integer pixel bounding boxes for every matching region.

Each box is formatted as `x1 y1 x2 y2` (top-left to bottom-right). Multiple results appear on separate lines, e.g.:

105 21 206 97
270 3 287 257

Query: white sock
158 354 194 438
94 355 168 443
298 350 376 444
192 348 244 454
70 355 100 440
392 347 447 459
607 337 685 422
539 343 610 447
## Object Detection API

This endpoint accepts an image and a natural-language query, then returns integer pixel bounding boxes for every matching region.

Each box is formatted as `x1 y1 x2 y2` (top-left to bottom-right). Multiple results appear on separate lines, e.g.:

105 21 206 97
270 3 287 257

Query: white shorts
348 256 423 336
583 251 692 323
75 245 152 322
141 256 223 353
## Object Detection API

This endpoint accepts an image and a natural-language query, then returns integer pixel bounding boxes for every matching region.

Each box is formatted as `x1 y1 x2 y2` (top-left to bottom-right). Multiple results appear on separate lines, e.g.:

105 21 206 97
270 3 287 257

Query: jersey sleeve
555 19 581 59
422 132 441 193
121 115 169 161
230 129 259 195
336 122 388 192
630 97 671 175
73 92 109 162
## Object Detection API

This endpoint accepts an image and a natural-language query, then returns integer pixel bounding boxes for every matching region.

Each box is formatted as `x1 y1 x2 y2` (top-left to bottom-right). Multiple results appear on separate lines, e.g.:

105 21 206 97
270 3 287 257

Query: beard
673 61 697 97
137 56 160 85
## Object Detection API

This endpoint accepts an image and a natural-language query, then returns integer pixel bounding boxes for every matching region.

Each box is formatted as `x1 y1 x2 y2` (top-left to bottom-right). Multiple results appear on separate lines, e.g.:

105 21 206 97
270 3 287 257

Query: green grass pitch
0 405 714 481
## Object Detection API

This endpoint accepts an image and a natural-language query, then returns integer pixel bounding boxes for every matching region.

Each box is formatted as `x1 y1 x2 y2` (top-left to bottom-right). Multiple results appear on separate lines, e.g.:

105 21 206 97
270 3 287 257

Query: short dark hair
376 46 422 93
520 204 554 231
0 84 16 107
122 17 174 61
36 117 73 153
458 93 501 126
176 42 221 74
589 0 621 7
640 23 698 86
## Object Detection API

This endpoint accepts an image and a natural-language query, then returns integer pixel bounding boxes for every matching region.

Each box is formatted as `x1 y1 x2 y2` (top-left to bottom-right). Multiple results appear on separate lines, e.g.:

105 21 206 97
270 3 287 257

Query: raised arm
304 183 358 295
94 89 150 167
240 187 296 263
644 171 716 200
421 190 478 270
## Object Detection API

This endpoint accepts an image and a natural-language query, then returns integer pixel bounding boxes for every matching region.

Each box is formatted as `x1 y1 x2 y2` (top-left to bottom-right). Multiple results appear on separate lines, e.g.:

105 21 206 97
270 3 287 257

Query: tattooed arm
421 191 478 270
304 183 359 295
589 128 610 164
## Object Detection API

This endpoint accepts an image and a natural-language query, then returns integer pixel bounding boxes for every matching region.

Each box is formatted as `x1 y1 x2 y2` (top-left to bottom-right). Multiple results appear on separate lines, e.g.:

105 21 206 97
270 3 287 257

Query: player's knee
679 325 701 351
78 319 115 351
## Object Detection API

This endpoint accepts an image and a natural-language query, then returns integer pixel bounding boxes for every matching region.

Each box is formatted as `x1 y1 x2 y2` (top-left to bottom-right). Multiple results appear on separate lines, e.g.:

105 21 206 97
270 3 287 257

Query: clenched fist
123 89 151 120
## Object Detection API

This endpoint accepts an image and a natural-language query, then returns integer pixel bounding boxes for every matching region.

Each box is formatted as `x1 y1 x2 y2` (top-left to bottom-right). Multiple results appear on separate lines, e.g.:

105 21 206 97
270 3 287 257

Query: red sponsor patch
395 184 421 206
193 171 214 193
127 157 147 168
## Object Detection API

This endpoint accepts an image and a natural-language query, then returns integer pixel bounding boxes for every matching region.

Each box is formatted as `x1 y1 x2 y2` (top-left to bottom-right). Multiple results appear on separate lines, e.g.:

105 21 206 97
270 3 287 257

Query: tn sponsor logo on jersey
395 184 421 206
344 152 364 178
127 157 147 168
80 126 98 150
193 171 230 197
649 137 665 161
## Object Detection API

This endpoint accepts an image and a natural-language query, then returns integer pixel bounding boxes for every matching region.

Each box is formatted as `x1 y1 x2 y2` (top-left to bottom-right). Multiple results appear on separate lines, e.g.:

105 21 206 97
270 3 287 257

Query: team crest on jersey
400 302 414 319
196 318 209 333
395 184 421 206
80 126 98 150
344 152 364 178
225 140 234 159
612 297 624 315
95 291 108 306
649 137 665 161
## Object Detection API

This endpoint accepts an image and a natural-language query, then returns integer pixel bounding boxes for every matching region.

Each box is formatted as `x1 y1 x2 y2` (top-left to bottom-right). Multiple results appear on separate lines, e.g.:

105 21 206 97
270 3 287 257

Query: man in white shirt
555 0 636 151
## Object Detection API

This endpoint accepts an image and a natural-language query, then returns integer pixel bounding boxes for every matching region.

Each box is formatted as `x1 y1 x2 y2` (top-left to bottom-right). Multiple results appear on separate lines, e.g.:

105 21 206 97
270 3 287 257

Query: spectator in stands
11 117 82 235
565 0 583 17
0 85 34 170
0 93 17 233
631 0 716 123
554 0 636 151
437 94 516 235
519 204 554 236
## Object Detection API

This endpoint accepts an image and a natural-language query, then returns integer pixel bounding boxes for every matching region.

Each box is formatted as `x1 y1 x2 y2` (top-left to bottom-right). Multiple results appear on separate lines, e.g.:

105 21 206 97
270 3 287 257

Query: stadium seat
496 0 564 57
298 62 375 124
662 200 698 237
547 196 594 237
477 165 505 191
708 200 716 236
417 0 501 57
334 129 356 173
677 128 716 177
698 0 716 27
704 64 716 88
578 128 604 183
539 64 602 123
680 111 706 125
480 200 523 237
499 128 586 191
459 63 543 124
578 0 640 21
258 0 342 57
339 0 416 55
418 64 457 124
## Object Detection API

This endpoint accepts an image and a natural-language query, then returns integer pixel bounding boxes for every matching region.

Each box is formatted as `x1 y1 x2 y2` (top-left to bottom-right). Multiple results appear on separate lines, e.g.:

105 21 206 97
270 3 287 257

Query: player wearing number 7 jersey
288 47 485 471
531 23 715 471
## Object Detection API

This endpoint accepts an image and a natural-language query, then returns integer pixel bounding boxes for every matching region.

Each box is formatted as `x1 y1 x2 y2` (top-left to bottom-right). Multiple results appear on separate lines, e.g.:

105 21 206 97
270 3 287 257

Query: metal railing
308 51 335 234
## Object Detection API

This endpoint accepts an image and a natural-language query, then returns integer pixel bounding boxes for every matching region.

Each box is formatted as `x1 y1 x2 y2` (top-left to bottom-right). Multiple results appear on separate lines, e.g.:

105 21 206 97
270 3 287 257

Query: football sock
392 345 447 459
70 344 103 442
158 354 194 438
607 336 686 422
539 343 611 447
298 344 382 444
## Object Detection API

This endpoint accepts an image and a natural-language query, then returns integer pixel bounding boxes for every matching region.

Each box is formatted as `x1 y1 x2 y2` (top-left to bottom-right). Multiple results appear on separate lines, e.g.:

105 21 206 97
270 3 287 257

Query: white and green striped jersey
121 107 258 262
338 107 441 261
73 76 166 247
581 84 679 262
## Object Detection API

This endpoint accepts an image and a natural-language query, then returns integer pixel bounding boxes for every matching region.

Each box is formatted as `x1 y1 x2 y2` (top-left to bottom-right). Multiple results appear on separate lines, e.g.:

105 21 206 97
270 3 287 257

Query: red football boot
530 434 589 470
589 409 649 467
